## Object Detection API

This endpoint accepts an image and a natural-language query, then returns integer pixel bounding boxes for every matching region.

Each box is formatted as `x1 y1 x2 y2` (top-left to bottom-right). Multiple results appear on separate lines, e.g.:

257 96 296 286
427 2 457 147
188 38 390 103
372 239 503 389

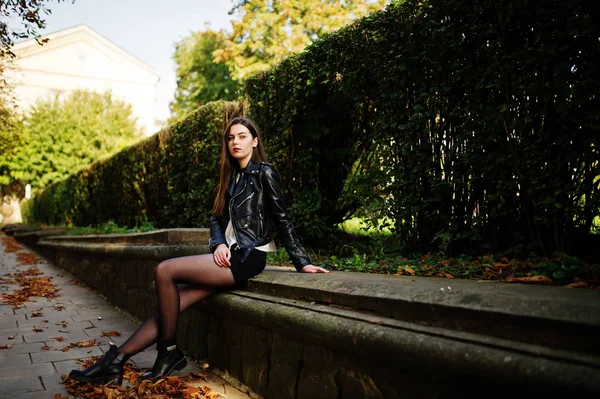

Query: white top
225 219 276 252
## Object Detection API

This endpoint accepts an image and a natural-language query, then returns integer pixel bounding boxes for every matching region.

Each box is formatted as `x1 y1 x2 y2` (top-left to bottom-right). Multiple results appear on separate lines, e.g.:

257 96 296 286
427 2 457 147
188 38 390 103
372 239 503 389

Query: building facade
5 24 160 136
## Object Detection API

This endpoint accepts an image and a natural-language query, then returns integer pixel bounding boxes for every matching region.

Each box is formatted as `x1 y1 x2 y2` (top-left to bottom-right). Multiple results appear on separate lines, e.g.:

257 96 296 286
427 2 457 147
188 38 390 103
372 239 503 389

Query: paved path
0 234 253 399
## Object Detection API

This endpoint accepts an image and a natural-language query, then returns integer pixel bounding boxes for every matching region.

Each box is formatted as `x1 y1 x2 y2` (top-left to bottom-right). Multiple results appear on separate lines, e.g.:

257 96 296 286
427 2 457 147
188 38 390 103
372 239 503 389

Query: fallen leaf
506 275 553 285
397 266 416 276
32 327 44 332
101 331 121 337
8 334 16 340
41 345 51 350
0 344 12 349
31 311 43 317
564 281 588 288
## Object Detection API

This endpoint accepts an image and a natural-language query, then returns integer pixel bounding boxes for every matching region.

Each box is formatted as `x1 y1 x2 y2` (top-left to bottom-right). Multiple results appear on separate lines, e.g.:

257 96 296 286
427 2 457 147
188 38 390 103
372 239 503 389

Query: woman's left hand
301 265 330 273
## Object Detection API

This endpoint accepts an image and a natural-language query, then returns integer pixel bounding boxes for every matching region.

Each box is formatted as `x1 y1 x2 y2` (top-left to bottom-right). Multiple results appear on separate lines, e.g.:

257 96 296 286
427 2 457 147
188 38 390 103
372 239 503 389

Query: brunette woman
69 117 328 385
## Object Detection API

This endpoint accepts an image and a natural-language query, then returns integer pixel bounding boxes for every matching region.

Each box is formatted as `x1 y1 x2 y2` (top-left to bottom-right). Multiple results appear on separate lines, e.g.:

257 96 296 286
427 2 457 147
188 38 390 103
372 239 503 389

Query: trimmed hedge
24 0 599 257
245 0 599 255
23 101 245 228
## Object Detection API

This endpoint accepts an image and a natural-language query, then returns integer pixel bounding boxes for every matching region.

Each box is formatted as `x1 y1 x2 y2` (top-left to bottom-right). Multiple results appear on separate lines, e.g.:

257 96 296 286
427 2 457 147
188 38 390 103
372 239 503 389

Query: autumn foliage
57 357 220 399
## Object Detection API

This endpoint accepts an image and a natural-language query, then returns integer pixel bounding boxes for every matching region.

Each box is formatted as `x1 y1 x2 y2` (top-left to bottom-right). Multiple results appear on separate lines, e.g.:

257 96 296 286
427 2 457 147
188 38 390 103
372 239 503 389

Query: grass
65 220 157 235
337 217 393 236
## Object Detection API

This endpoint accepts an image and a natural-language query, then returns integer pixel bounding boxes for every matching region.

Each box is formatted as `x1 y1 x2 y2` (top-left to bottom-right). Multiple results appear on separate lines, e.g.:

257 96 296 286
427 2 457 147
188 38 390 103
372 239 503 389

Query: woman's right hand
213 244 231 267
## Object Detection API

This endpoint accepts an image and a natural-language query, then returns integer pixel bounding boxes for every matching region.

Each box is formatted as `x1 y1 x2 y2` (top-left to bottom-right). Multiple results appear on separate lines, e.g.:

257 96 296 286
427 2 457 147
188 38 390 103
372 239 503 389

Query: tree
0 0 75 58
1 90 142 189
216 0 388 79
170 29 239 122
0 57 19 156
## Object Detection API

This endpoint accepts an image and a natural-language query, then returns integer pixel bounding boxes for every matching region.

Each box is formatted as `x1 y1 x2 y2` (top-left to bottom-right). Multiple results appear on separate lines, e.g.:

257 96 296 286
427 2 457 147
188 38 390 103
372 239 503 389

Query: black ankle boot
69 344 131 385
142 339 187 380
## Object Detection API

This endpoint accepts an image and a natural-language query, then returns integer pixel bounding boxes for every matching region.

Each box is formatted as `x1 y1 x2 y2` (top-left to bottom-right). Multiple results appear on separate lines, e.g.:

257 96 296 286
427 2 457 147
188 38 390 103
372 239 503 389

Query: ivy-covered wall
245 0 599 255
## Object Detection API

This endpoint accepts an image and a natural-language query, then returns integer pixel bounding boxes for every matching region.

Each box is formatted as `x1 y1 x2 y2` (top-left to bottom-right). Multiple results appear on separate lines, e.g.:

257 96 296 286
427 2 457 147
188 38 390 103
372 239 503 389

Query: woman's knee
154 260 173 281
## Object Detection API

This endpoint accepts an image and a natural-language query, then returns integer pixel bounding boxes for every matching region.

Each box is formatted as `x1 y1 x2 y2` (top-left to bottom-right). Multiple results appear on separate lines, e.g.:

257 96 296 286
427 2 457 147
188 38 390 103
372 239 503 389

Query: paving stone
53 359 81 376
0 375 43 394
14 389 76 399
0 315 25 326
0 353 31 367
0 362 55 379
31 345 104 363
0 341 43 356
40 373 66 391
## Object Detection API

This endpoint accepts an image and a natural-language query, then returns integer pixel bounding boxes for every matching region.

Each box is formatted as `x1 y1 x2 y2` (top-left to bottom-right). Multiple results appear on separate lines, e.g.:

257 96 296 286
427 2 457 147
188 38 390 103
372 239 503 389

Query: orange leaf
564 281 588 288
101 331 121 337
506 275 552 285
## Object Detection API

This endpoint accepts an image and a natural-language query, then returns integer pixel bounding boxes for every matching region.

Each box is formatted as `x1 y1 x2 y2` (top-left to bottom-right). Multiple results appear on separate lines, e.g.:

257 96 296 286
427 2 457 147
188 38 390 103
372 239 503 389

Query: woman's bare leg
117 253 235 355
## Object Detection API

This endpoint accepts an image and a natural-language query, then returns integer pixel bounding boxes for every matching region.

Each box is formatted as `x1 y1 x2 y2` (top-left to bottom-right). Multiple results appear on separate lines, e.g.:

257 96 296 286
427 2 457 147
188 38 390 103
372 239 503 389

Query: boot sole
69 371 123 385
142 356 187 380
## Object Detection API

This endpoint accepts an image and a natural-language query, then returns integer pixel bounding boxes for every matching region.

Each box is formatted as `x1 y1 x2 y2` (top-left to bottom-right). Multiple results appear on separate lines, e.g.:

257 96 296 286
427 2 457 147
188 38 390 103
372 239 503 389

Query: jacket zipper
236 192 254 207
229 176 247 247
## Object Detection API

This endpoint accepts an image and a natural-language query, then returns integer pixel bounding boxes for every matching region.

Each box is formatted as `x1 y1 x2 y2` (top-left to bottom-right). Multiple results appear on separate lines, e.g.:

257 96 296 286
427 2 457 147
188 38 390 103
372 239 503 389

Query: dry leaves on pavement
59 339 101 352
16 251 40 265
1 267 60 308
57 357 219 399
1 236 22 252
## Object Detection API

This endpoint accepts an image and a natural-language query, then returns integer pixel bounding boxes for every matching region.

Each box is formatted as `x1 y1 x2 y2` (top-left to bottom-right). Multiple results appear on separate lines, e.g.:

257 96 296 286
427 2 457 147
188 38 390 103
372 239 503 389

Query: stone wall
8 226 600 399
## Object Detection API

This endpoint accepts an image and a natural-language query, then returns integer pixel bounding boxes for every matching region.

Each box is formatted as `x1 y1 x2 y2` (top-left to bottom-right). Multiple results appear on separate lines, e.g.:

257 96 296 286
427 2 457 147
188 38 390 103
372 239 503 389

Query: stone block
240 324 271 396
207 317 227 370
297 343 338 399
224 318 243 379
266 333 303 399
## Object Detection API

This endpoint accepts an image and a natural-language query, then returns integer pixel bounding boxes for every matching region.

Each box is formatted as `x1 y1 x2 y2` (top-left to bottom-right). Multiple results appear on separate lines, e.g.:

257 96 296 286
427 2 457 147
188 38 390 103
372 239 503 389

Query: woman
69 117 329 385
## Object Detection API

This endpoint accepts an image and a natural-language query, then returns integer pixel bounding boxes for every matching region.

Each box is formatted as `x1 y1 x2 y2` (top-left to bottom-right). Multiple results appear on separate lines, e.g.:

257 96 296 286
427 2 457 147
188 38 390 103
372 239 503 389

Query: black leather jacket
209 160 312 272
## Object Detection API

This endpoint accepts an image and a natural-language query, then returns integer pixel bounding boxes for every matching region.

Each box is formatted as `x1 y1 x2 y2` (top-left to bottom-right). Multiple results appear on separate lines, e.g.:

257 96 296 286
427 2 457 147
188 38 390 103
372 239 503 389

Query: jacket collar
227 160 261 196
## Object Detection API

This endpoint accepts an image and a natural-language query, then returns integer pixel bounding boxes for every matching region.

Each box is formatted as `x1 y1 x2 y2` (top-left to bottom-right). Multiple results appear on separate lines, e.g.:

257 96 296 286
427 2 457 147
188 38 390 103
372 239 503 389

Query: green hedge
23 0 599 257
22 101 245 228
245 0 599 255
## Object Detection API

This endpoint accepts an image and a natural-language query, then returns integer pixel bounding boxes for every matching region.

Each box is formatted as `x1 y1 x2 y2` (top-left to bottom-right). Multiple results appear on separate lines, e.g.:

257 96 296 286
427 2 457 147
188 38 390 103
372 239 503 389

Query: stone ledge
13 228 600 397
38 228 210 244
202 289 600 394
248 267 600 355
37 239 209 261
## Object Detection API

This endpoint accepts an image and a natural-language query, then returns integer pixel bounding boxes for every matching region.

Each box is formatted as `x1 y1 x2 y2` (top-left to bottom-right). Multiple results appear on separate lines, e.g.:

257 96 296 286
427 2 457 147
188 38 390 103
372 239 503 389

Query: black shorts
229 249 267 285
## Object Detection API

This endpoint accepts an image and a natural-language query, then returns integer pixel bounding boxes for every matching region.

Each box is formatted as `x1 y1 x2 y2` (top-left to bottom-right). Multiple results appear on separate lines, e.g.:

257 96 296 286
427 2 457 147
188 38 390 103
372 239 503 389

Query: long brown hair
212 117 268 216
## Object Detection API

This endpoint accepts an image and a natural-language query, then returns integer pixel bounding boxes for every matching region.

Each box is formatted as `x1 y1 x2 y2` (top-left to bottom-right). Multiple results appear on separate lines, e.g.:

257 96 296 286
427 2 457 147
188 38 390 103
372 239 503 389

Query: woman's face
228 123 258 168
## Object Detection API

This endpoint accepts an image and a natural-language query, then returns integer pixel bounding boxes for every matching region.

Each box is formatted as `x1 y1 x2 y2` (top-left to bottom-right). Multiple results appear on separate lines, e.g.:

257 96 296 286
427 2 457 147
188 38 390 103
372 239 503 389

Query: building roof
12 24 159 83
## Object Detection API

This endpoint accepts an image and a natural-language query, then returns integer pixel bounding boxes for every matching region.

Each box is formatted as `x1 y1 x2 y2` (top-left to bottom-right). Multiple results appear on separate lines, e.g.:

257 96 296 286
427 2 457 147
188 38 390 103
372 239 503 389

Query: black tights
117 254 235 355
